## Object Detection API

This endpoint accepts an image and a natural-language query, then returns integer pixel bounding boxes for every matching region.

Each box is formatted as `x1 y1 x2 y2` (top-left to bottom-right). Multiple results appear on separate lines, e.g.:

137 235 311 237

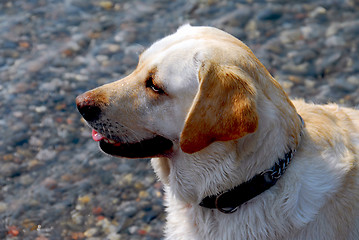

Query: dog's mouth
92 130 173 158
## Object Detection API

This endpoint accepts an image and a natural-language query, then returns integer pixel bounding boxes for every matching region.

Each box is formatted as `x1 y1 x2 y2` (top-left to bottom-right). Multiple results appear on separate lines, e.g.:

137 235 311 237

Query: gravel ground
0 0 358 239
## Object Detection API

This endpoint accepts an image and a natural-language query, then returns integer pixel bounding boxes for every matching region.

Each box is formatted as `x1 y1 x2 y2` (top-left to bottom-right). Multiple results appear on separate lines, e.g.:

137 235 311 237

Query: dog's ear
180 62 258 154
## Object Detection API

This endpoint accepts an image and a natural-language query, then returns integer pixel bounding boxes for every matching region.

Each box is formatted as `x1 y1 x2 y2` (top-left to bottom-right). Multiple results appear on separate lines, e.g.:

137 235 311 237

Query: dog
76 25 359 240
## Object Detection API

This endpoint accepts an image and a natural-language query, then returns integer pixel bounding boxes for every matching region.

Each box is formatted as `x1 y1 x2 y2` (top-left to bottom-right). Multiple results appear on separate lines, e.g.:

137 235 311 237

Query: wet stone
257 7 282 21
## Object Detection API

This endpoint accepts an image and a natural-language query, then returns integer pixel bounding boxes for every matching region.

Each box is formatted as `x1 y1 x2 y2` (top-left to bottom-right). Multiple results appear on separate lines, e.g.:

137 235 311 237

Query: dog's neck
200 145 299 213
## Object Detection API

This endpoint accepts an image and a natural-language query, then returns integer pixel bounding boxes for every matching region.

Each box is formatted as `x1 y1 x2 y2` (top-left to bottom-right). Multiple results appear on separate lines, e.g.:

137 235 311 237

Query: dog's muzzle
76 91 173 158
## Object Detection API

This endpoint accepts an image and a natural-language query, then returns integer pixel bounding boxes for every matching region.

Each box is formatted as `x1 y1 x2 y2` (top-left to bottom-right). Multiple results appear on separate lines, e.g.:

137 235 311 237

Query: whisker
98 120 145 145
107 126 114 140
101 123 107 136
120 124 143 144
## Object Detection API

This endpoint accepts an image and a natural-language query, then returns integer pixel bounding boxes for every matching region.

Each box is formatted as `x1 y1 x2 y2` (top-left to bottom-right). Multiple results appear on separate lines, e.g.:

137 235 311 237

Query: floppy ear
180 62 258 154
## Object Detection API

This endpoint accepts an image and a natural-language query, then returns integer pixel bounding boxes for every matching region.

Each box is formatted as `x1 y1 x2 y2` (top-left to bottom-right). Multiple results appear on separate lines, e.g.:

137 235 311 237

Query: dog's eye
146 76 165 94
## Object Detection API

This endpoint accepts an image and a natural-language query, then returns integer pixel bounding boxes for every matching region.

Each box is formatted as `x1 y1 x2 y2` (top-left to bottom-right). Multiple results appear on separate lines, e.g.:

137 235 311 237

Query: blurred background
0 0 358 239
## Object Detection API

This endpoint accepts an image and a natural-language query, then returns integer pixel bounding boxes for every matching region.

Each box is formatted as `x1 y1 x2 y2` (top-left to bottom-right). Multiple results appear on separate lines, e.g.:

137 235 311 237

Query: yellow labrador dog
76 25 359 240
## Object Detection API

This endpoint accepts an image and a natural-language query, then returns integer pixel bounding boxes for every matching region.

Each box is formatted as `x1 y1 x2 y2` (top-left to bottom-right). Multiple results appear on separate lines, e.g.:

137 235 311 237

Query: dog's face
76 25 265 159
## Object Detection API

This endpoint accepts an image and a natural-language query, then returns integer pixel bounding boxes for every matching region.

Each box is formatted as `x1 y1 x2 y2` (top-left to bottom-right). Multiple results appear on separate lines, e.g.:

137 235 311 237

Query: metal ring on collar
215 191 239 214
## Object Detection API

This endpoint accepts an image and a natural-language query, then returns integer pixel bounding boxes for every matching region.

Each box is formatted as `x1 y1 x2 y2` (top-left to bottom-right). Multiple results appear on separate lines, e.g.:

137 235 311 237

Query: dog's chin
98 135 173 158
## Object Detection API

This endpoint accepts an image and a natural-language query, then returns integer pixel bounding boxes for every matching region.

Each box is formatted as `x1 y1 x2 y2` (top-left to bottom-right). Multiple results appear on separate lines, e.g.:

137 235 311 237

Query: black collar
199 149 295 213
199 115 304 214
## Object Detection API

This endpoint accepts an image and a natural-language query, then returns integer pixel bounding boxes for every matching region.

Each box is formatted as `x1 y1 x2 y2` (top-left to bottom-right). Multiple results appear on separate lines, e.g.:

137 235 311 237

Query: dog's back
292 100 359 239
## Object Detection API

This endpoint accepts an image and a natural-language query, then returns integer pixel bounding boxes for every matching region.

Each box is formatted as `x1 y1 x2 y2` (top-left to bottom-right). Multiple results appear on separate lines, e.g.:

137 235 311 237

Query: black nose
76 92 102 122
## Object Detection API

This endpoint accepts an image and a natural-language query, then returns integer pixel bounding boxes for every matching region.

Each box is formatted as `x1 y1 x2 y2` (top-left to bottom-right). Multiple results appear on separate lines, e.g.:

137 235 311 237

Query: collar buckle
215 191 240 214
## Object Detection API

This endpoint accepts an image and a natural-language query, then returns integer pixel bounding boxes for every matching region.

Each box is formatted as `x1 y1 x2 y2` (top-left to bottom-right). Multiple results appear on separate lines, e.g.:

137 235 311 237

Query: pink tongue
92 129 105 142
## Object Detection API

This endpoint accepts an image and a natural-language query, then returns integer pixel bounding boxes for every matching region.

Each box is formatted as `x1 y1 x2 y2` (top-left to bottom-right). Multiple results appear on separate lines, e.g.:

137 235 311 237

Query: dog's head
76 25 296 159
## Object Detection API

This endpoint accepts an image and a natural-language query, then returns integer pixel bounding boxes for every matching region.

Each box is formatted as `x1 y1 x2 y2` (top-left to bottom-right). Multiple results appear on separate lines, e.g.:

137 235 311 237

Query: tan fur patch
180 62 258 154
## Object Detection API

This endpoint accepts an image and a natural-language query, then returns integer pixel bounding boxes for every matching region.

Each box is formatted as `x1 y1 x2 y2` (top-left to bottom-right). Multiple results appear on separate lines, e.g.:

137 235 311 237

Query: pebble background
0 0 358 239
